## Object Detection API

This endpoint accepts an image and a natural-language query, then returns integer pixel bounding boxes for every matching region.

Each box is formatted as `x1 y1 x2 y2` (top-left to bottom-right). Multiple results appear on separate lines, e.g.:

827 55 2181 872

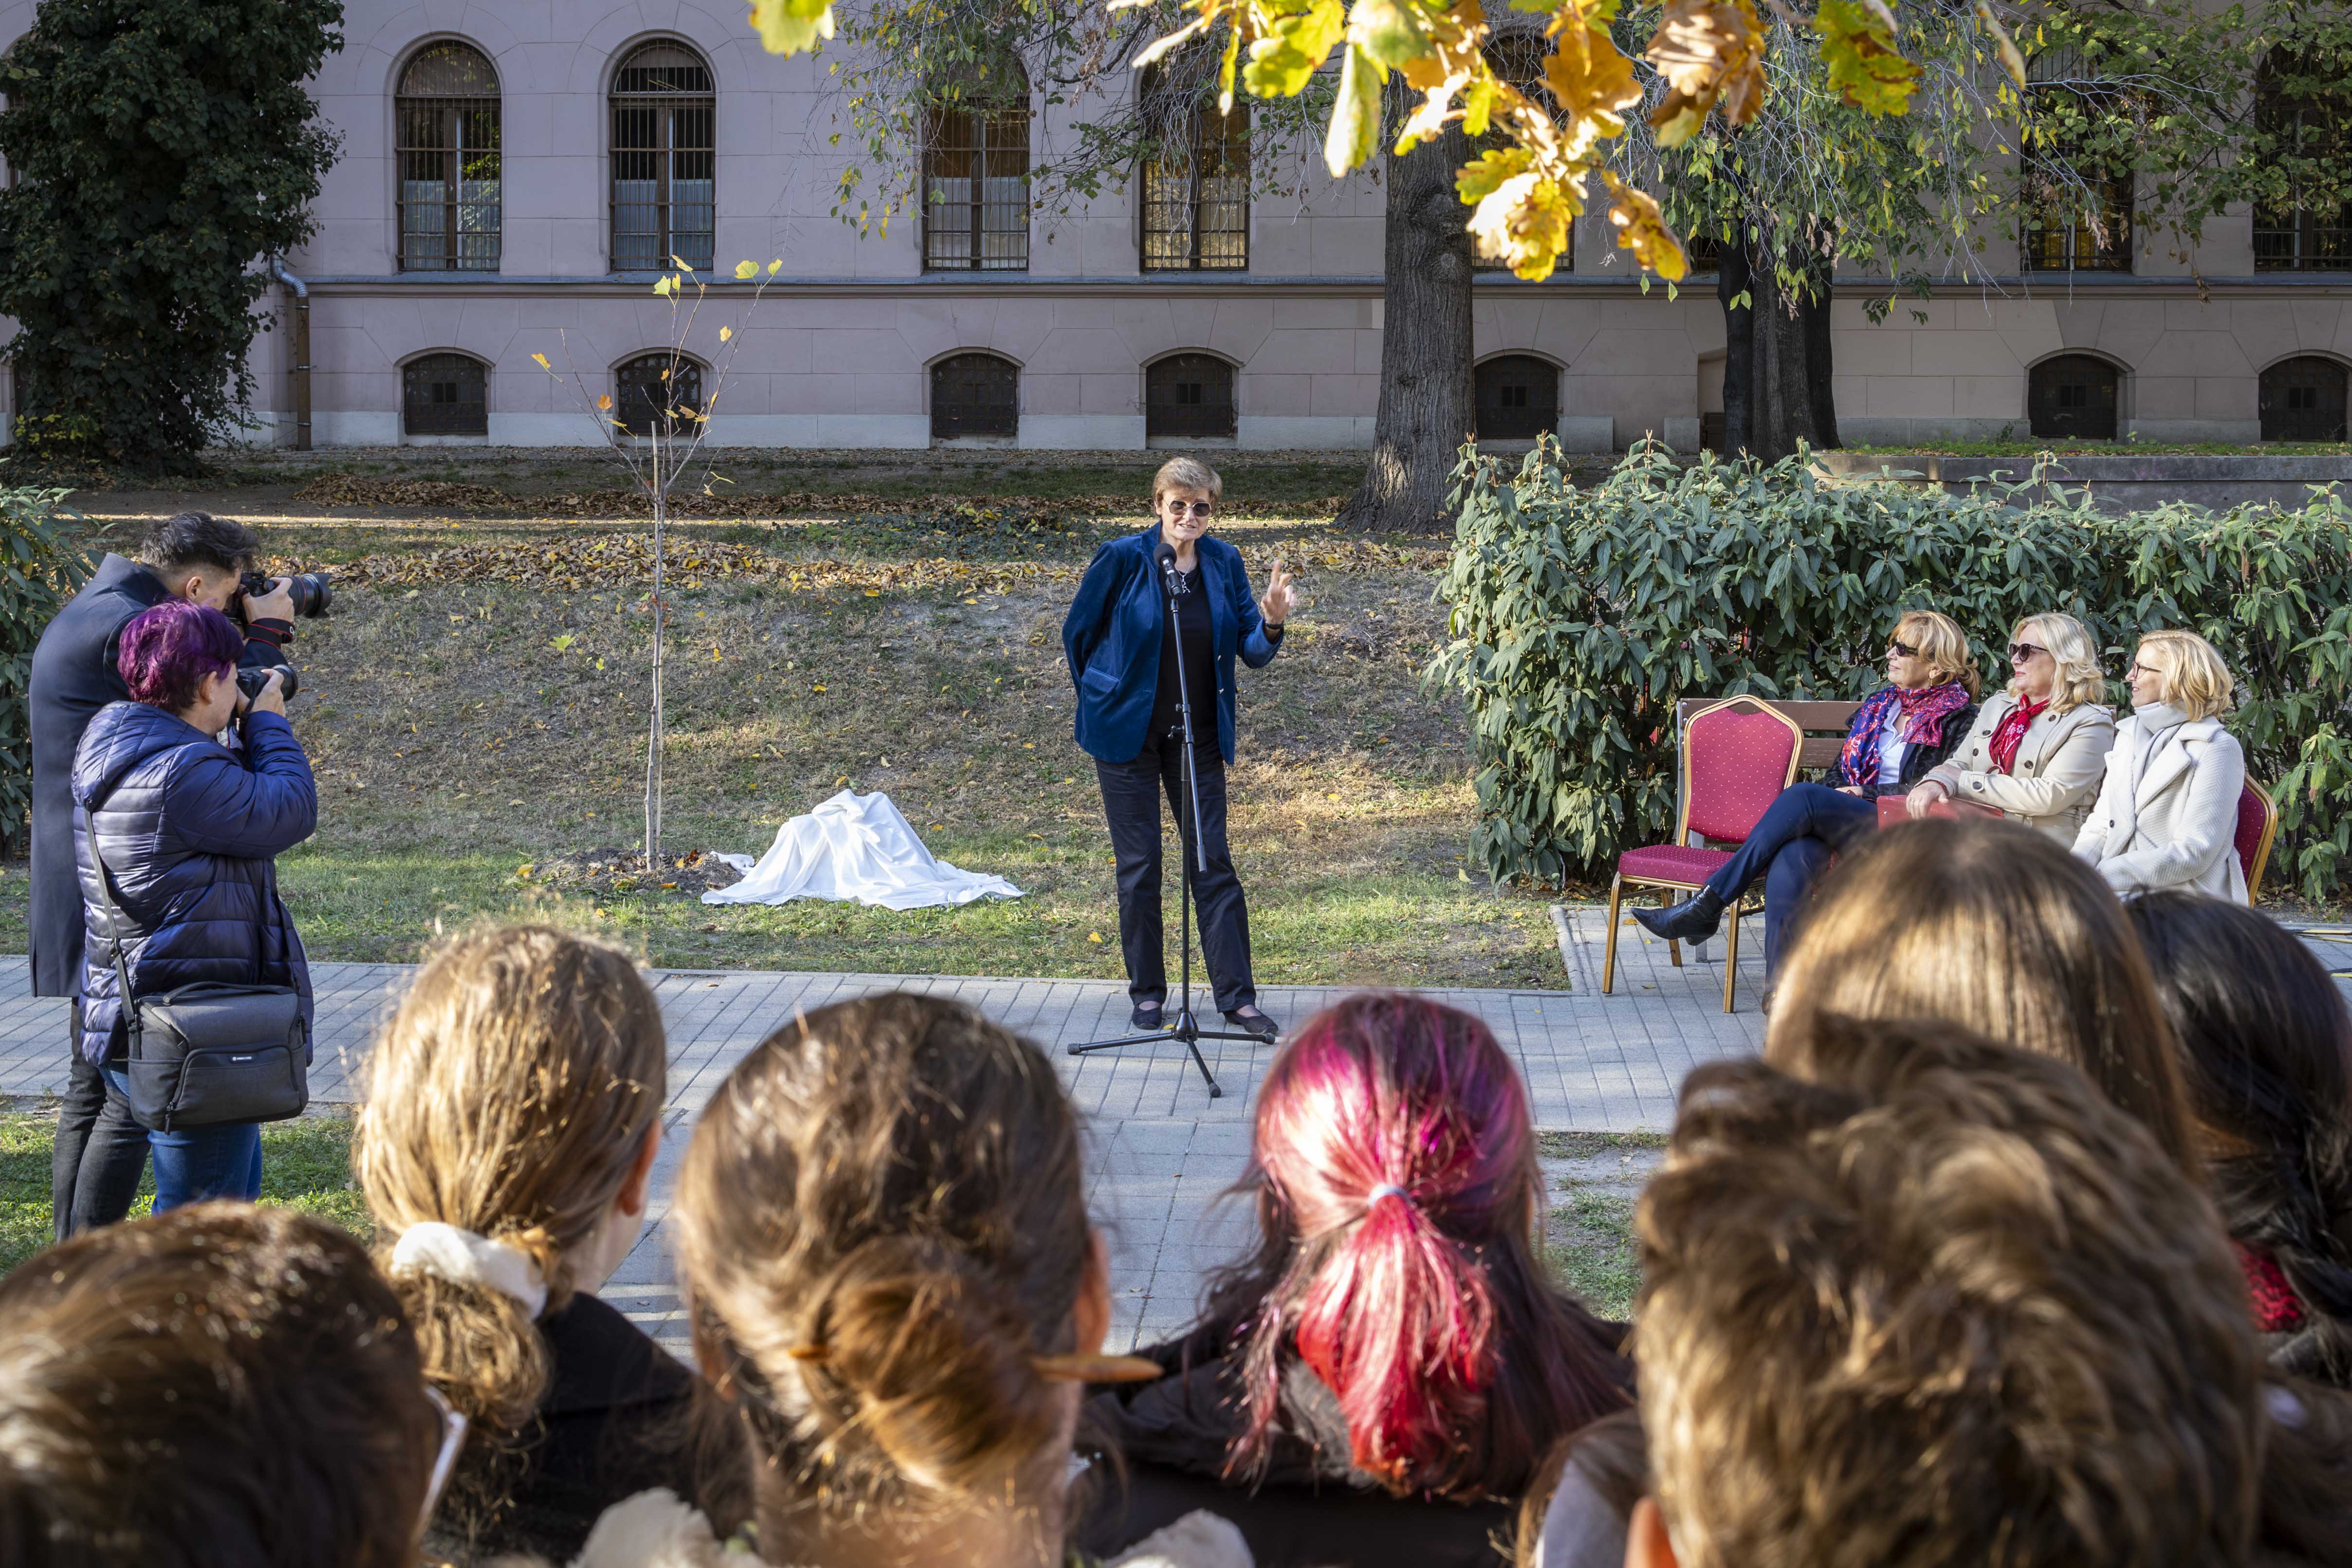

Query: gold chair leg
1722 895 1743 1014
1663 889 1683 969
1601 875 1624 995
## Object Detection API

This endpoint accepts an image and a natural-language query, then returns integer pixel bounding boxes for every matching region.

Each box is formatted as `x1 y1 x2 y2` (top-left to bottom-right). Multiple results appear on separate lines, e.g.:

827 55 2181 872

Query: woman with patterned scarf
1634 609 1981 976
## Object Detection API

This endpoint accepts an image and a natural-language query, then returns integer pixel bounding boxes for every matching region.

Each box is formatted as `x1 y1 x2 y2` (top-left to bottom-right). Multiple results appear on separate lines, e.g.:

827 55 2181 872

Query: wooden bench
1675 697 1861 780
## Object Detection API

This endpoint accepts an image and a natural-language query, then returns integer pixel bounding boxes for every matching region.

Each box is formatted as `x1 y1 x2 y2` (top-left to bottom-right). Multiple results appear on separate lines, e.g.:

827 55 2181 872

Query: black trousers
1096 727 1257 1014
50 1003 149 1240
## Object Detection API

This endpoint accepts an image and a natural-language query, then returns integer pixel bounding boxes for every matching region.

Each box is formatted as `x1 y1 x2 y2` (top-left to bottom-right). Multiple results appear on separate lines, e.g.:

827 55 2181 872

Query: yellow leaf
1603 171 1689 281
1088 931 1104 943
1243 0 1346 99
1324 42 1386 176
1465 165 1578 281
1972 0 2026 88
653 275 677 298
1814 0 1919 114
767 258 783 275
733 259 758 279
720 325 734 342
595 393 612 410
1546 17 1644 153
532 352 551 368
1643 0 1767 144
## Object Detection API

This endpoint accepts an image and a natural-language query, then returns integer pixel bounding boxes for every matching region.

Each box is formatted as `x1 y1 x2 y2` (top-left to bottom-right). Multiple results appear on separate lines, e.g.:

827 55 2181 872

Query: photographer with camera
28 511 326 1236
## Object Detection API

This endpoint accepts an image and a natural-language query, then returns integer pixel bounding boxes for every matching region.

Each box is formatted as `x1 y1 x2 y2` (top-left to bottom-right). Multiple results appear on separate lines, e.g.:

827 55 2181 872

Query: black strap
78 804 143 1052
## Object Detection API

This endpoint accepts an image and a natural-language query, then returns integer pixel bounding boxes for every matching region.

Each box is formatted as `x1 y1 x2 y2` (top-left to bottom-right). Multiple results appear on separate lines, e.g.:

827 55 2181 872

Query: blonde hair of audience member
0 1205 445 1568
1891 608 1982 699
1626 1015 2262 1568
2009 611 2106 713
352 927 666 1490
2134 627 2236 720
671 992 1114 1568
1763 818 2199 1170
1151 453 1224 505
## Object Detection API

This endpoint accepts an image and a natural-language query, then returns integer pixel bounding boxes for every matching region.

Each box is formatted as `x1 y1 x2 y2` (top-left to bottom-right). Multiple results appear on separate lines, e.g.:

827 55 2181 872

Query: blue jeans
100 1069 263 1213
1702 782 1877 975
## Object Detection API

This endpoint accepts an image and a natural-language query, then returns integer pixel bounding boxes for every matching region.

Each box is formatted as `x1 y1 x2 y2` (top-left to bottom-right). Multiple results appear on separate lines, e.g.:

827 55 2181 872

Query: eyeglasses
2007 642 2048 663
1887 640 1920 659
2128 662 2162 680
1162 499 1214 516
415 1384 471 1542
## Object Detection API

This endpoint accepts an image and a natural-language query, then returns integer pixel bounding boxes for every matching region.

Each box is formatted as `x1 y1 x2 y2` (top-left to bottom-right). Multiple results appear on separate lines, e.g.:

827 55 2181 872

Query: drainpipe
267 258 311 451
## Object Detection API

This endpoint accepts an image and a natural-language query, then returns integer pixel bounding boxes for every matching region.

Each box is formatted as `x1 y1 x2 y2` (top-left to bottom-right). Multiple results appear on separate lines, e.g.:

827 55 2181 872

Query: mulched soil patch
522 847 743 899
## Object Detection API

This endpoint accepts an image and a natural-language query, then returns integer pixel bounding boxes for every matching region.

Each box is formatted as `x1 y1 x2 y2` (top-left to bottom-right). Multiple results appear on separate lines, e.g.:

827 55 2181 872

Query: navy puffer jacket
71 701 317 1066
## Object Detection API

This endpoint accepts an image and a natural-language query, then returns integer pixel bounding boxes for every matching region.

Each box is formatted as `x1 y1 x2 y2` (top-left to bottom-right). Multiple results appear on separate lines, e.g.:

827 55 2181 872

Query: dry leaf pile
524 847 744 898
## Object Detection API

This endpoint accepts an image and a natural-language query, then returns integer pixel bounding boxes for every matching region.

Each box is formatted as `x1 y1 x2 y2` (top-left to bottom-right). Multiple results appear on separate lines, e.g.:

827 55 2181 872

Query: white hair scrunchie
389 1222 549 1319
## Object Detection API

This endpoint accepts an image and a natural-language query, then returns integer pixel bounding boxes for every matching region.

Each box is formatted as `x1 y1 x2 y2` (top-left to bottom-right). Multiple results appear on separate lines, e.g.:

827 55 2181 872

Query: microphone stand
1068 549 1257 1098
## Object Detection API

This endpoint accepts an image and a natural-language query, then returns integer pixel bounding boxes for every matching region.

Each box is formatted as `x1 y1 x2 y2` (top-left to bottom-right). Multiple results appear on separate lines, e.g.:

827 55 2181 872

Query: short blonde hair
1893 609 1982 699
1152 455 1223 503
2134 629 2234 721
2010 612 2106 714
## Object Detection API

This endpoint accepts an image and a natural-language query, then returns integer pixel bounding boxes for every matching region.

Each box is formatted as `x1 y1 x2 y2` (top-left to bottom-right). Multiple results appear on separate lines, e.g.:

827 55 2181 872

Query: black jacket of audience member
1079 1334 1521 1568
423 1292 736 1566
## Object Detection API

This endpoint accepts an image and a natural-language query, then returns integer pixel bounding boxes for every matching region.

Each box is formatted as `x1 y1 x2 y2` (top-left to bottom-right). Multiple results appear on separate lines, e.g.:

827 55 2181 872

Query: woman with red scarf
1908 612 2115 841
1634 610 1979 974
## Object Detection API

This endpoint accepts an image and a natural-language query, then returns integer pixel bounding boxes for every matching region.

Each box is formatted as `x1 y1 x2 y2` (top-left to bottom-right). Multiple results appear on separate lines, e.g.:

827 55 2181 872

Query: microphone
1155 540 1187 595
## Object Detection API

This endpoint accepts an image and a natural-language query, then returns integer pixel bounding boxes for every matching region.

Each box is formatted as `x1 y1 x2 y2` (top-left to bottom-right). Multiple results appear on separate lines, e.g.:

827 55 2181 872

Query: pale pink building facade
7 0 2350 451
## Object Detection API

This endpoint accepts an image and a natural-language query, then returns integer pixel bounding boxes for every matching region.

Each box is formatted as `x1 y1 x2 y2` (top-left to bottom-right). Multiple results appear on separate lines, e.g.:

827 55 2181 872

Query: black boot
1632 888 1725 943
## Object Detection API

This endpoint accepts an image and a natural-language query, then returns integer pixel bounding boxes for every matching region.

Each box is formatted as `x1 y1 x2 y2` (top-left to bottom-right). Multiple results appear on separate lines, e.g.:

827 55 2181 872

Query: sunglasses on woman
2007 642 2048 663
1887 639 1919 659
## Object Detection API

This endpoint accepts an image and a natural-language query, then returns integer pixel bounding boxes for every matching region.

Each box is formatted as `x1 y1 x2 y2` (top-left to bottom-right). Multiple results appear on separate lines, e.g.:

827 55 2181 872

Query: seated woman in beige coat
1907 612 2115 841
2072 628 2250 903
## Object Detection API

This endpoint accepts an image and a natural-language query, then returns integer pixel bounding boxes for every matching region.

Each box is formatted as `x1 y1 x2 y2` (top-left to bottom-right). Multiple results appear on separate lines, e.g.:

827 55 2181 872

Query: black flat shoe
1225 1008 1280 1042
1632 888 1726 943
1131 1001 1164 1030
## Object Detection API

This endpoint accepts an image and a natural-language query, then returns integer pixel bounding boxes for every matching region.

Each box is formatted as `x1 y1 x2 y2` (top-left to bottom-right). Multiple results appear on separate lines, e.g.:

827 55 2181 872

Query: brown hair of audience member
671 992 1107 1568
1632 1014 2262 1568
1513 1408 1650 1567
1764 817 2198 1170
352 926 667 1513
0 1204 442 1568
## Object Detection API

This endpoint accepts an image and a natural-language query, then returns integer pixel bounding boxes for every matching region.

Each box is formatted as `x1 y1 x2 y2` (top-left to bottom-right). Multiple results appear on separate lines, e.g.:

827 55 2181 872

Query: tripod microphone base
1068 1010 1259 1098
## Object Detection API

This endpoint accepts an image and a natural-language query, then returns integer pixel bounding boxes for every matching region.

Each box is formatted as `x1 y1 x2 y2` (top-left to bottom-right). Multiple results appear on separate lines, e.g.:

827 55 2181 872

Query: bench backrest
1678 698 1860 777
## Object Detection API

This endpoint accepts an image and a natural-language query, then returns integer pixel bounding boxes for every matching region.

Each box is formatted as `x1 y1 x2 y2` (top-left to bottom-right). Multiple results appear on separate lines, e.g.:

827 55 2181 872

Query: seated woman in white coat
1907 612 2115 842
2072 628 2249 903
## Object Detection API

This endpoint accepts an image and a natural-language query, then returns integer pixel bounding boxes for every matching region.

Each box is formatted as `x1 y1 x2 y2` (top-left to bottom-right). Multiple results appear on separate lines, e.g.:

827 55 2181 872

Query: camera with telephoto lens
236 664 300 703
236 569 333 621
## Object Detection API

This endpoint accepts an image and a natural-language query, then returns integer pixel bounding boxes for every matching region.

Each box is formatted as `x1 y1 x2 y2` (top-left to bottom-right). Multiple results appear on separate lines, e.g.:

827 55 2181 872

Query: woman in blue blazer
1063 457 1298 1038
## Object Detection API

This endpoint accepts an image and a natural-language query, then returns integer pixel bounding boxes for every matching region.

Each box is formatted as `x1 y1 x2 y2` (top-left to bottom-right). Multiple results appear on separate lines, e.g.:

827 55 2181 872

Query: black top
422 1292 739 1567
1148 564 1218 745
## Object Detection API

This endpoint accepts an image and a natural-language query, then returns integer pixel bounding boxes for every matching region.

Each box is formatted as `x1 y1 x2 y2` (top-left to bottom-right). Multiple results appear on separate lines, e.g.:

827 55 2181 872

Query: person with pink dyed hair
1079 992 1630 1568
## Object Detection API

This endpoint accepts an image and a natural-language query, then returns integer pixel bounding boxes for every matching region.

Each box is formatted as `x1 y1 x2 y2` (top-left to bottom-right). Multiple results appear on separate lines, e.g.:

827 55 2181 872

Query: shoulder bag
82 805 308 1132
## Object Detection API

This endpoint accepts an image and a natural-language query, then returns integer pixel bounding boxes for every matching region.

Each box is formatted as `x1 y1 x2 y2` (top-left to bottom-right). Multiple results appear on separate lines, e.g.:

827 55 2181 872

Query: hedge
1428 441 2352 902
0 488 89 851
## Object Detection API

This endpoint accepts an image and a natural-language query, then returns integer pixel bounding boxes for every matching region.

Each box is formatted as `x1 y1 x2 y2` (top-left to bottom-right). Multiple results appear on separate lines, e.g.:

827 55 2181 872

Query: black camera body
237 664 300 702
237 570 333 620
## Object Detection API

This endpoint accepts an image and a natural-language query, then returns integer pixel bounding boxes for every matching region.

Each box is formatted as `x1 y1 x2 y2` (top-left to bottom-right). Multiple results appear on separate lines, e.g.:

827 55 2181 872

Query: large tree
0 0 344 473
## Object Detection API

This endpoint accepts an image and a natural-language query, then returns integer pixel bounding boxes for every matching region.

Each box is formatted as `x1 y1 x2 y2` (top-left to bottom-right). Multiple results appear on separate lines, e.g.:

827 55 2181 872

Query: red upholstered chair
2237 778 2279 901
1602 696 1803 1013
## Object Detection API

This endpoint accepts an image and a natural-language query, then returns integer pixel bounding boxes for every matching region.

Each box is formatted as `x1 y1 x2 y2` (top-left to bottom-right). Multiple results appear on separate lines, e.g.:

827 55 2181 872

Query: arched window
1145 354 1236 440
2260 356 2348 441
610 42 715 272
2027 354 2120 440
402 353 489 437
2252 51 2352 270
931 353 1018 439
1473 355 1560 441
2021 50 2133 273
1138 65 1247 270
397 43 501 271
922 64 1031 271
1473 35 1569 275
615 352 704 439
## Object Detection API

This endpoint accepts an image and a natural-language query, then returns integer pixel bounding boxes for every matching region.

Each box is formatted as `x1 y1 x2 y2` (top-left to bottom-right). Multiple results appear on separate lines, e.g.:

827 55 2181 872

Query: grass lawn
8 468 1585 989
0 1109 369 1274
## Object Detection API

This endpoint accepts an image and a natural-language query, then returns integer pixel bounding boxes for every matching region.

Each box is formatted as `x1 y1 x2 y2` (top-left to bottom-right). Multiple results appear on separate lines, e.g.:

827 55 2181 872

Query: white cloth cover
700 790 1024 910
388 1222 549 1318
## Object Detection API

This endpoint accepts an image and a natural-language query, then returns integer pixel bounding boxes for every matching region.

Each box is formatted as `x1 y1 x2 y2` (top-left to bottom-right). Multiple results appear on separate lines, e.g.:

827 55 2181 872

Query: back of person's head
1636 1014 2262 1568
138 511 257 577
1205 992 1625 1500
672 992 1092 1541
117 600 243 713
1765 817 2198 1168
0 1203 442 1568
2127 892 2352 1383
353 926 667 1519
1892 607 1981 697
2136 627 2236 720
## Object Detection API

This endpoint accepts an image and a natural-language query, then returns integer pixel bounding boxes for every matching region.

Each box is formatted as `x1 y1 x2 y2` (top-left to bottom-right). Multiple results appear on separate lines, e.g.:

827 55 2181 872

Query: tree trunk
1718 240 1754 459
1340 78 1475 534
1736 243 1841 462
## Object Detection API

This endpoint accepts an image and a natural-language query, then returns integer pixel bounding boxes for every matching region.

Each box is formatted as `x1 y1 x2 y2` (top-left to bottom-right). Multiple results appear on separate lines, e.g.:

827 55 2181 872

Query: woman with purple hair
70 599 314 1218
1081 993 1631 1568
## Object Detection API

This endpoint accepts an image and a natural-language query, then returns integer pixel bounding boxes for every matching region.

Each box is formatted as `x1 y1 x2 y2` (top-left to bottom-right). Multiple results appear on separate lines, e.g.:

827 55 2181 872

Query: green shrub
0 488 91 850
1430 440 2352 901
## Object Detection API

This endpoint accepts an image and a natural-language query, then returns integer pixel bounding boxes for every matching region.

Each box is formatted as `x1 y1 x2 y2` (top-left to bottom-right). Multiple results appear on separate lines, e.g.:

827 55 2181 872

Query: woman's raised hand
1260 558 1297 627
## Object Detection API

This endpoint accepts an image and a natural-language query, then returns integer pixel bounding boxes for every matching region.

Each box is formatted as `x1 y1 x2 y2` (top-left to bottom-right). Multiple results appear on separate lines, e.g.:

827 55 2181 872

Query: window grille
615 352 704 439
1145 354 1236 439
397 43 501 271
931 354 1019 439
2260 356 2348 441
1473 36 1569 274
611 42 715 272
923 73 1031 271
2021 51 2133 273
402 354 489 437
1139 67 1247 270
1684 234 1722 275
2253 54 2352 271
2027 355 2119 440
1474 355 1560 441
